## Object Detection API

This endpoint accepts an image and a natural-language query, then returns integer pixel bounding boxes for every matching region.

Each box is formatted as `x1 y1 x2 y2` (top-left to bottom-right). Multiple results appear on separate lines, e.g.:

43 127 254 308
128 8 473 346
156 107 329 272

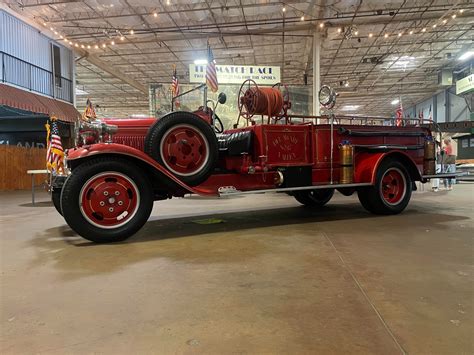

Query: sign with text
189 64 281 85
456 73 474 95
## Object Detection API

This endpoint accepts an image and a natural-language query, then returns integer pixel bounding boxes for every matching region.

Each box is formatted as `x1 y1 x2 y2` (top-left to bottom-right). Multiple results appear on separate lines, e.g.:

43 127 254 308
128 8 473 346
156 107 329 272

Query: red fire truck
53 81 441 243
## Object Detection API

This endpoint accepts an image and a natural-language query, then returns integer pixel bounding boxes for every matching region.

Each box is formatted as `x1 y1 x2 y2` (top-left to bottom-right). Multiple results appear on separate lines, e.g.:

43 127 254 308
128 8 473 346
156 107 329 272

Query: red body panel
69 116 429 197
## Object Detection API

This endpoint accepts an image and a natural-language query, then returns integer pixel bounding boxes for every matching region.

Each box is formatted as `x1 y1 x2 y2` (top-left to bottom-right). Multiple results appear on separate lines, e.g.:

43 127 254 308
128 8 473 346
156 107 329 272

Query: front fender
66 143 212 195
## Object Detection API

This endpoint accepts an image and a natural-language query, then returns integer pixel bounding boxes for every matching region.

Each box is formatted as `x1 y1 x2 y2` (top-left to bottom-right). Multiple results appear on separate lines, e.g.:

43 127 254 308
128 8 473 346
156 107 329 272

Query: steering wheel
214 113 224 133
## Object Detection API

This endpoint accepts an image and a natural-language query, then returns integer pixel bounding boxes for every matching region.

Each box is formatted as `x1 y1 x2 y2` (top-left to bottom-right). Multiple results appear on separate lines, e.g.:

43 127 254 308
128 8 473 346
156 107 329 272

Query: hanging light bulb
384 33 389 38
337 28 342 33
398 32 402 37
368 33 373 38
282 6 286 12
451 14 456 19
120 36 125 41
130 29 134 35
102 43 106 48
409 30 413 35
459 9 464 13
442 19 447 24
319 22 324 28
153 12 158 17
111 40 115 45
432 24 437 28
87 45 91 49
300 15 304 21
166 0 170 5
74 43 79 47
94 45 99 49
59 35 64 39
354 30 358 35
421 27 426 32
81 44 85 48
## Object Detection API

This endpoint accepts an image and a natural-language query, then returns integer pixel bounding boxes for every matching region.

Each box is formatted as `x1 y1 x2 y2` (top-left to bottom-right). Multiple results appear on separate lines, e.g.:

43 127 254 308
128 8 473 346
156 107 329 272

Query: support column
312 31 321 120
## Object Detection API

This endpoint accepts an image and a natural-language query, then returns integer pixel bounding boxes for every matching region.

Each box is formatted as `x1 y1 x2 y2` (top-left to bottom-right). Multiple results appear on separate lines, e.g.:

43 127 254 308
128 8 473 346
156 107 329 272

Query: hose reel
236 79 291 127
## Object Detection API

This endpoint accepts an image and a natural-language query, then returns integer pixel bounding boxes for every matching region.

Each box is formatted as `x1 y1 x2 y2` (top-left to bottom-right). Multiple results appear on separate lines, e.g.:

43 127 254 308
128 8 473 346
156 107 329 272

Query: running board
422 172 468 179
218 183 373 197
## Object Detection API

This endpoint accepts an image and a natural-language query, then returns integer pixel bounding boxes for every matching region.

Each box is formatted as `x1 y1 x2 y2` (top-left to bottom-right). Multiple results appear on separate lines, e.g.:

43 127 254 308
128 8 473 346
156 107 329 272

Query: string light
42 22 47 26
59 35 63 39
337 28 342 33
398 32 402 37
74 43 79 47
459 9 464 13
409 30 413 35
300 16 304 21
94 45 99 49
421 27 426 32
102 43 106 48
120 36 125 41
451 14 456 19
432 24 437 28
166 0 171 5
153 12 158 17
130 29 134 35
384 33 389 38
354 30 358 35
87 45 91 49
81 44 84 48
111 40 115 45
282 6 286 12
442 19 447 24
49 27 54 31
319 22 324 28
368 33 373 38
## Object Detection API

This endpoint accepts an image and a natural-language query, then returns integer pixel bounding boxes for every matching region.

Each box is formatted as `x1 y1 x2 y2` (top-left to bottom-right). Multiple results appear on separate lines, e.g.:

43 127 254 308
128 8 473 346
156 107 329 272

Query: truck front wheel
61 157 153 243
357 158 412 215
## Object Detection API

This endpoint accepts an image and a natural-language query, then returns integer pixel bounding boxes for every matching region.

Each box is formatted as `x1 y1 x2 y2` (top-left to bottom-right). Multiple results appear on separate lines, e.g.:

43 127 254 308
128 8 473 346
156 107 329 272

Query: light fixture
391 99 400 105
282 6 286 12
68 41 73 45
120 36 125 41
319 22 324 28
130 29 134 35
102 43 106 48
74 43 79 47
81 44 84 48
384 33 389 38
153 12 158 17
344 81 349 87
409 30 413 35
194 59 208 65
451 14 456 19
43 22 47 26
337 28 342 33
432 24 437 28
166 0 170 5
54 31 58 35
87 45 91 49
354 30 358 35
300 16 304 21
421 28 426 32
94 45 99 49
442 19 447 24
459 9 464 13
59 35 63 39
111 40 115 45
368 33 373 38
398 32 402 37
50 27 54 31
458 51 474 61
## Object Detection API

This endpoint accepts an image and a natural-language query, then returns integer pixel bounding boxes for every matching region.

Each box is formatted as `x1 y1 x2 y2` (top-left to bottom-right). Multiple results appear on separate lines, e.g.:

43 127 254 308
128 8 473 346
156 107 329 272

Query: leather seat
216 131 253 156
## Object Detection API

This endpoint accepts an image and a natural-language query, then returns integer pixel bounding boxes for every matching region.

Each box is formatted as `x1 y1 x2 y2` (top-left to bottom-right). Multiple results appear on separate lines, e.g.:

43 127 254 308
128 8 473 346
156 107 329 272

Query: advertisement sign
189 65 281 85
456 74 474 95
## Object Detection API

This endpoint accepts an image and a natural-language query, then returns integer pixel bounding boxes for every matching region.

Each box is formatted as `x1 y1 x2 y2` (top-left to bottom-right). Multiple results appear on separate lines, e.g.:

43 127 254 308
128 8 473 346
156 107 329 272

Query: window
52 44 62 87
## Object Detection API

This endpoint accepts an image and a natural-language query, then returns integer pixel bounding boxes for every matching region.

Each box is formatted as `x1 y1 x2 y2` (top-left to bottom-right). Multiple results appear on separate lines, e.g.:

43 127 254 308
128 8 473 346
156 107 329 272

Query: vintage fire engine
53 81 441 243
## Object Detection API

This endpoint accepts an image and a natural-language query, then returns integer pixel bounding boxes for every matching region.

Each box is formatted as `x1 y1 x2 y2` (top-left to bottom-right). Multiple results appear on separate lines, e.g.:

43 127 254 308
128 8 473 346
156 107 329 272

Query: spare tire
145 111 218 186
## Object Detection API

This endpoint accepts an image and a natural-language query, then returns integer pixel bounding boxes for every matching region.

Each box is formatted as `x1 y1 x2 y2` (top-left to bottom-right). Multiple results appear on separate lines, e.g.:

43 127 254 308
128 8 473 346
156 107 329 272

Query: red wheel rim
159 124 209 176
380 168 406 205
79 172 140 229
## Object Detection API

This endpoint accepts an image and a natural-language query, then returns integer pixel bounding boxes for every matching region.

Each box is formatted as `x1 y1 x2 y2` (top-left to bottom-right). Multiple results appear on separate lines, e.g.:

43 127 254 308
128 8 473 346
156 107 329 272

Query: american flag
83 98 96 121
171 66 180 108
395 98 403 127
206 42 218 93
46 118 64 173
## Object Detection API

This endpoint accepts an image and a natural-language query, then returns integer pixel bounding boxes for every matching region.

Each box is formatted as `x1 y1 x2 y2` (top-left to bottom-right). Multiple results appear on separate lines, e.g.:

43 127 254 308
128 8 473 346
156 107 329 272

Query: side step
218 182 372 197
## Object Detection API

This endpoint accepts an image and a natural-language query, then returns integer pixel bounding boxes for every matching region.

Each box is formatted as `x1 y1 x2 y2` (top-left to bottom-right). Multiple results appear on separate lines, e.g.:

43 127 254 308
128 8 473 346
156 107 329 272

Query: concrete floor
0 185 473 354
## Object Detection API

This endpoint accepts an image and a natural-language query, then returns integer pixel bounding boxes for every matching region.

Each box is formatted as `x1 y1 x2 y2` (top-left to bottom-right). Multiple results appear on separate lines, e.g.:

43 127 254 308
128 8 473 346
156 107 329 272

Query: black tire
60 157 153 243
293 188 334 207
357 158 412 215
145 111 218 186
51 188 62 216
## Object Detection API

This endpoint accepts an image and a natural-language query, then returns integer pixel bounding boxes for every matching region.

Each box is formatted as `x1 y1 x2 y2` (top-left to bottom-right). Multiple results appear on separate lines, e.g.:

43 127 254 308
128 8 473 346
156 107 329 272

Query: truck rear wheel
357 158 412 215
293 188 334 207
145 112 218 186
61 157 153 243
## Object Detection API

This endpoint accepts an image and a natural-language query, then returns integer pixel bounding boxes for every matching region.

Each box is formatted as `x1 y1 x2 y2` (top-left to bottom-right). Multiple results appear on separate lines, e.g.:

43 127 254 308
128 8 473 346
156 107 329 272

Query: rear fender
355 151 422 184
66 143 212 195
